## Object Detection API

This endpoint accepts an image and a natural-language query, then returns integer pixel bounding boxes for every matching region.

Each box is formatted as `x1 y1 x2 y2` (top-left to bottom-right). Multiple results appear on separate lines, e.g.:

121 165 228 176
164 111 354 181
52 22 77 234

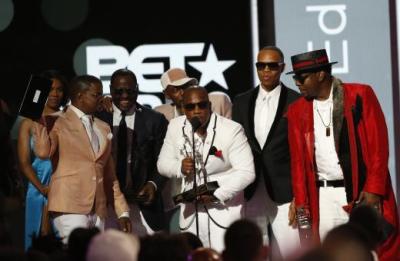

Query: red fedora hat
287 49 337 74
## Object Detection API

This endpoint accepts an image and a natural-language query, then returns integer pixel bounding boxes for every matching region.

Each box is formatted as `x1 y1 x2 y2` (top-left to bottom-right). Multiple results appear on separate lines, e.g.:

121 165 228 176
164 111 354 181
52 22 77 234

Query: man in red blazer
286 49 399 261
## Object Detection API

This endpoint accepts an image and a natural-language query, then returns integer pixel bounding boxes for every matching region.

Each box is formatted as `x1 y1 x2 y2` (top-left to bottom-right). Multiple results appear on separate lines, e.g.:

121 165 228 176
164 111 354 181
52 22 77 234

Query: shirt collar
70 104 88 119
313 83 334 107
315 83 334 104
258 84 282 101
112 103 136 117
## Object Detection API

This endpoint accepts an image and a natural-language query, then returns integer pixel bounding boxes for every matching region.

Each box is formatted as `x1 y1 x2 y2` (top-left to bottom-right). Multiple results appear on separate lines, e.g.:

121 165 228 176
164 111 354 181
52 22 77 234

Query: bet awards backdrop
0 0 253 109
273 0 399 194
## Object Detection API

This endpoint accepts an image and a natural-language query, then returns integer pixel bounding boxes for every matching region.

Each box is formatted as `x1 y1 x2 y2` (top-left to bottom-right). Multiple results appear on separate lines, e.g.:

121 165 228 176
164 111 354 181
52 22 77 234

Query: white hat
86 229 139 261
160 68 198 90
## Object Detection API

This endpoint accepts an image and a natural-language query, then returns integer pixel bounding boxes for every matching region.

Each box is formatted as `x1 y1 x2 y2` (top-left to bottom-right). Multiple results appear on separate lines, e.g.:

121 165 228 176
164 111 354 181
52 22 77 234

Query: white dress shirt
313 86 344 181
69 105 103 149
254 84 281 148
112 104 157 191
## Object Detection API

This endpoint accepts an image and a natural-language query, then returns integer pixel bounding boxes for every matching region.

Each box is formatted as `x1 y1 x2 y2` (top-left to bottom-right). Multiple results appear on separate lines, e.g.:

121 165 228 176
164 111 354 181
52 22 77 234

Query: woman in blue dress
17 70 68 249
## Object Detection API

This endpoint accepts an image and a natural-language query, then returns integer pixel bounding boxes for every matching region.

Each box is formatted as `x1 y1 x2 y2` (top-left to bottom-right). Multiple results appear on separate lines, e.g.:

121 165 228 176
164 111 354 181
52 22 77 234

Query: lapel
65 108 96 160
181 113 217 164
202 113 217 163
182 117 191 145
332 78 344 153
93 118 109 160
263 84 288 150
246 87 262 152
343 83 362 199
132 105 144 148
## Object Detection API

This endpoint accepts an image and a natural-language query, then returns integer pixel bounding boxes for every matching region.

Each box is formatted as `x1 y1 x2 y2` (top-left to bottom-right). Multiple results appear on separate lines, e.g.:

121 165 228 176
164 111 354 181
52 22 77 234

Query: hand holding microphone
181 117 201 176
181 157 194 176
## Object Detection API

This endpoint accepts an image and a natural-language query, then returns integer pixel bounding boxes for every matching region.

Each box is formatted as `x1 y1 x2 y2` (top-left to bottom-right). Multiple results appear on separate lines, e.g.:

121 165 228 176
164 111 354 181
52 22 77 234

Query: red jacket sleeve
359 86 389 196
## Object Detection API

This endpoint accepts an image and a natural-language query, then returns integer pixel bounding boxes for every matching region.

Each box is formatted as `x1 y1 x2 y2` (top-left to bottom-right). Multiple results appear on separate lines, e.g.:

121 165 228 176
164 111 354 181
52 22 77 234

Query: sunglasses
292 73 313 84
183 101 209 111
112 87 137 96
255 62 283 71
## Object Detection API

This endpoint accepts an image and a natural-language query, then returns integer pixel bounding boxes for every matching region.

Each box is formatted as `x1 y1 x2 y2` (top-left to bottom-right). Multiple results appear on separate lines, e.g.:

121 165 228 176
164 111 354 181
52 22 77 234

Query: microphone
190 117 201 132
189 116 201 236
172 115 219 208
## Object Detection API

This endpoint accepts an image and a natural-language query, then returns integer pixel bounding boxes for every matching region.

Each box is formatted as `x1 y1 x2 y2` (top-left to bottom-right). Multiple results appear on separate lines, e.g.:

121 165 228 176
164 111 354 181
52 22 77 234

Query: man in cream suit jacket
157 87 255 251
34 75 130 243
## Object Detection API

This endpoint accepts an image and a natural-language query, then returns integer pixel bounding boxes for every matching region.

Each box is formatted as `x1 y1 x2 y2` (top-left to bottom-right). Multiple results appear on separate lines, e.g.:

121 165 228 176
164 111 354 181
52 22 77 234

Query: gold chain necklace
315 106 332 137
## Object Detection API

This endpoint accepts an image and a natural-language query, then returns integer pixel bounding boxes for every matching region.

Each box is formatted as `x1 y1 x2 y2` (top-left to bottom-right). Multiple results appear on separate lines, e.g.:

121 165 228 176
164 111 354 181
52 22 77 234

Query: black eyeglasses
255 62 283 71
292 73 313 84
183 101 209 111
112 87 137 96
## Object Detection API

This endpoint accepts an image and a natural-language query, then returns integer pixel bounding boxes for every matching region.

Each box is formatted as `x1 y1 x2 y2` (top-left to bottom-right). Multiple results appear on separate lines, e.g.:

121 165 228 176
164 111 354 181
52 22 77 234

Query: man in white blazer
157 87 255 252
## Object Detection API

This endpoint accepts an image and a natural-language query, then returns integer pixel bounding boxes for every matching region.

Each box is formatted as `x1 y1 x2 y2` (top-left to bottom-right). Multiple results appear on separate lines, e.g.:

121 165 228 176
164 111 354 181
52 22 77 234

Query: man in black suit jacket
232 46 300 258
96 69 168 235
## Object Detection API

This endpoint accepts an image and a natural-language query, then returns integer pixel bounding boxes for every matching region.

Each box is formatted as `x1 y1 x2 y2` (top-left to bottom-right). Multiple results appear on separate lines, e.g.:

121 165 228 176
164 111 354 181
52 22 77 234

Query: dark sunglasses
112 87 137 96
255 62 283 71
183 101 209 111
292 73 313 84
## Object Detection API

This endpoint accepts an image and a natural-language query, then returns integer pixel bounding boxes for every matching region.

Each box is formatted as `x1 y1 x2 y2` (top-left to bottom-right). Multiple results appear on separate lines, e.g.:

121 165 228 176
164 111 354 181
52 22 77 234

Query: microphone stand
192 127 199 237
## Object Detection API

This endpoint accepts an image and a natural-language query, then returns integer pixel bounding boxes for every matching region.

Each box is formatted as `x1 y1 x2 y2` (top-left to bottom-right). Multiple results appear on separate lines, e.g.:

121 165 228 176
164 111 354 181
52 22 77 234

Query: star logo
188 44 235 89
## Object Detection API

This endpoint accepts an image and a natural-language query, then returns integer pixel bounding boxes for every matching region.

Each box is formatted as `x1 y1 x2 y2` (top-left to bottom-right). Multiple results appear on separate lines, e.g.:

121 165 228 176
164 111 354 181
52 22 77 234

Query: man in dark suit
96 69 168 235
232 46 300 258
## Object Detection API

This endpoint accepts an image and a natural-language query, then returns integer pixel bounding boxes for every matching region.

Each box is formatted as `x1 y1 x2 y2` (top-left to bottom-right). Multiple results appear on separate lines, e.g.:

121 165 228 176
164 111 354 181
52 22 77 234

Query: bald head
182 86 209 104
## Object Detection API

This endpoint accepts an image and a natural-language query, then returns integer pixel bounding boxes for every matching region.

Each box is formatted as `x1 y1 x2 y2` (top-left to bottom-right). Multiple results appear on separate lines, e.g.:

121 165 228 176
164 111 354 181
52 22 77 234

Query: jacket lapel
202 114 217 163
332 78 344 153
94 118 109 160
247 87 262 152
65 108 96 159
133 106 144 148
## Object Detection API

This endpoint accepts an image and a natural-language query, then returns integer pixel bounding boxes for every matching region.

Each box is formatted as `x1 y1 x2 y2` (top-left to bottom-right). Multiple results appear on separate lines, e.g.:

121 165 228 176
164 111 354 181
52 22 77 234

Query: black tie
117 112 127 189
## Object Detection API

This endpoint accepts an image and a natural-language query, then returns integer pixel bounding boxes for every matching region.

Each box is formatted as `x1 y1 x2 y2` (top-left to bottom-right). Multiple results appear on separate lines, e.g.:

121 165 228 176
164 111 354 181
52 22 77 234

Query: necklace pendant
326 127 330 137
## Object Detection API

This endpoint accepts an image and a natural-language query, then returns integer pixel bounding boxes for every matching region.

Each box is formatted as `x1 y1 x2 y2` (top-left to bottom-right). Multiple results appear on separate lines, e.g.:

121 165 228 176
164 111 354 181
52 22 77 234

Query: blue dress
24 137 52 250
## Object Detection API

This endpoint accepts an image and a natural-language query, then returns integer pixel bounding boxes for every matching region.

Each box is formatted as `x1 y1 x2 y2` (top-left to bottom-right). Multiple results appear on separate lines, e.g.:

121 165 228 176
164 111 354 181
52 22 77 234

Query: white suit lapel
202 113 217 163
